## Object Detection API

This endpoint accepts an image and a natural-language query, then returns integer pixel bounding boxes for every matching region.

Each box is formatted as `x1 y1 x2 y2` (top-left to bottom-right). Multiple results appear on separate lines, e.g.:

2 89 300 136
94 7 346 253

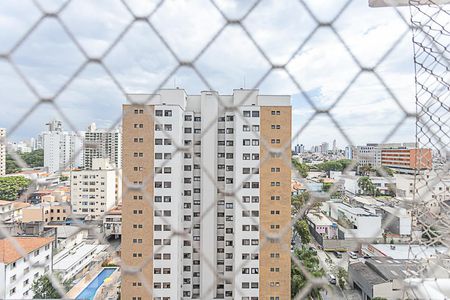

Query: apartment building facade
0 128 5 176
71 158 116 220
42 120 84 173
121 89 291 300
84 123 122 169
0 237 53 299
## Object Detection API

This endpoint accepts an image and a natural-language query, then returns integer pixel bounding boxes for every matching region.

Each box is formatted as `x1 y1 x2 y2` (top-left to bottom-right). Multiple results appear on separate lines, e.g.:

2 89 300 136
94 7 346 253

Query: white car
348 251 358 259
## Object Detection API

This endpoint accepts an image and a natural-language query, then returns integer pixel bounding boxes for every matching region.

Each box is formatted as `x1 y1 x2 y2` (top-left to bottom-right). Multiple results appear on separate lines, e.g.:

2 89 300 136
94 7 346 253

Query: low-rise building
0 237 53 299
349 257 421 300
103 206 121 238
0 200 14 222
70 158 116 220
53 242 109 281
306 213 337 239
22 202 71 223
380 206 412 236
325 201 382 239
46 225 88 251
395 171 450 214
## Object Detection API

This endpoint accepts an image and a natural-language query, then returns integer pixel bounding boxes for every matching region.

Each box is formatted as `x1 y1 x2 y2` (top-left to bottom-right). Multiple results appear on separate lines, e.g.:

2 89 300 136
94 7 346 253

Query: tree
292 159 310 178
0 176 31 200
357 176 377 196
5 149 44 174
292 192 310 216
359 164 373 176
22 149 44 168
317 159 352 173
291 246 325 298
294 219 311 244
32 274 72 299
60 175 69 182
5 155 20 174
337 267 347 289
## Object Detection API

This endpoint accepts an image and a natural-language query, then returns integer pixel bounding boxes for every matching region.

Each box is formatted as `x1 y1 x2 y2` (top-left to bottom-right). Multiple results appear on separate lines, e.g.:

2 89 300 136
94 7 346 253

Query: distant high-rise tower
0 128 5 176
42 120 84 173
121 89 292 300
83 123 122 170
321 142 329 153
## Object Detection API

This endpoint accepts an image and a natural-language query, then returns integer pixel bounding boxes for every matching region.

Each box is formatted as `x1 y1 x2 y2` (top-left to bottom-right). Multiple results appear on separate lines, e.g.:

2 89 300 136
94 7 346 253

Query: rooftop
53 243 108 271
335 202 378 217
0 200 12 206
349 262 386 286
0 237 54 264
366 257 421 280
369 244 448 260
307 213 333 226
105 206 122 216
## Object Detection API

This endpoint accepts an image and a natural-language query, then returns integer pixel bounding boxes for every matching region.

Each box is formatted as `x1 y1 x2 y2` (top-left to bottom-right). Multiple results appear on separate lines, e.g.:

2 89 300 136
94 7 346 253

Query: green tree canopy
292 159 310 178
5 149 44 174
291 246 325 298
32 274 72 299
0 176 32 200
357 176 378 196
294 219 311 244
317 159 352 173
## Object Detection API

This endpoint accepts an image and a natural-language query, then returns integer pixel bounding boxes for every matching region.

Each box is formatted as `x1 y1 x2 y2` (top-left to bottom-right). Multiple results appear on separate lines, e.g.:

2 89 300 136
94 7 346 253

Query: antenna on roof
243 75 246 89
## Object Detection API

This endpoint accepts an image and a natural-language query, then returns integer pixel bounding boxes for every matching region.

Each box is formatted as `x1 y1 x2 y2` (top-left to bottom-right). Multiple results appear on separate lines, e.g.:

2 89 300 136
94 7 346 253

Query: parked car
334 251 343 258
327 274 336 285
348 251 358 259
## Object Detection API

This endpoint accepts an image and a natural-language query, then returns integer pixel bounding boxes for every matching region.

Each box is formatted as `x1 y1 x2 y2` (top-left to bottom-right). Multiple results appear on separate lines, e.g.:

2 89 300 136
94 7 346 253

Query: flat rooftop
307 213 333 226
370 244 448 260
53 243 108 271
335 202 378 217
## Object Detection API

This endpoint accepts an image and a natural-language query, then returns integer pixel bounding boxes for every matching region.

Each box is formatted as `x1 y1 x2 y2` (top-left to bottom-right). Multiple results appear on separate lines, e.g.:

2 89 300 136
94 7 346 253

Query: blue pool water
76 268 117 300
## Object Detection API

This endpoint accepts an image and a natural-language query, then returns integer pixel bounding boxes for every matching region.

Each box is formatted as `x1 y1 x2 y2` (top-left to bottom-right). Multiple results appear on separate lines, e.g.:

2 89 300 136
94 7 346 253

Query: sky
0 0 418 148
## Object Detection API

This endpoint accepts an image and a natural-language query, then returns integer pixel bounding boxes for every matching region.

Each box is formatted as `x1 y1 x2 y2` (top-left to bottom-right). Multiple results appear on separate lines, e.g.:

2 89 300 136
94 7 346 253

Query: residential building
0 128 5 176
21 202 71 223
42 120 84 173
121 89 292 300
0 237 53 299
83 123 122 170
71 158 116 220
103 205 121 238
0 200 14 222
46 225 88 251
395 171 450 214
306 213 337 240
53 242 109 281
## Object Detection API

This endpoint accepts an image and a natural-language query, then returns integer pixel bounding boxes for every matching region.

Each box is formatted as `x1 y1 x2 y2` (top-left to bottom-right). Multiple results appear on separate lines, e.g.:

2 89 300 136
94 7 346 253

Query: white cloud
0 1 420 148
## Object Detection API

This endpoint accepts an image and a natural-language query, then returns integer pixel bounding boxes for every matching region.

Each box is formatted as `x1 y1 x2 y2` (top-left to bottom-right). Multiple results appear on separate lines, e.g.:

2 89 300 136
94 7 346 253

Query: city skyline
1 1 416 146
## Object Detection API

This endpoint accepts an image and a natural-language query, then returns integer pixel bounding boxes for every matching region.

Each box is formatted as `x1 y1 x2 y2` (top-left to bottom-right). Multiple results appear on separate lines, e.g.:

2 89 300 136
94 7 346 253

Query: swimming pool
76 267 117 300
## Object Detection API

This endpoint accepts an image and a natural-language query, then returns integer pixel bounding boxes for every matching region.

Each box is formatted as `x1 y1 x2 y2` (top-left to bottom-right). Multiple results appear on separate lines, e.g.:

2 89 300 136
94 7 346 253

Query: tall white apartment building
71 158 117 220
0 128 5 176
122 89 292 300
0 237 53 299
84 123 122 170
42 121 84 173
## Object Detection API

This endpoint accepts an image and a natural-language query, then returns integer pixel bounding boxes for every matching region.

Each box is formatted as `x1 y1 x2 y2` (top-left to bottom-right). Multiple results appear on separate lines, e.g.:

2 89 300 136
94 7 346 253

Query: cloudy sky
0 0 418 148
